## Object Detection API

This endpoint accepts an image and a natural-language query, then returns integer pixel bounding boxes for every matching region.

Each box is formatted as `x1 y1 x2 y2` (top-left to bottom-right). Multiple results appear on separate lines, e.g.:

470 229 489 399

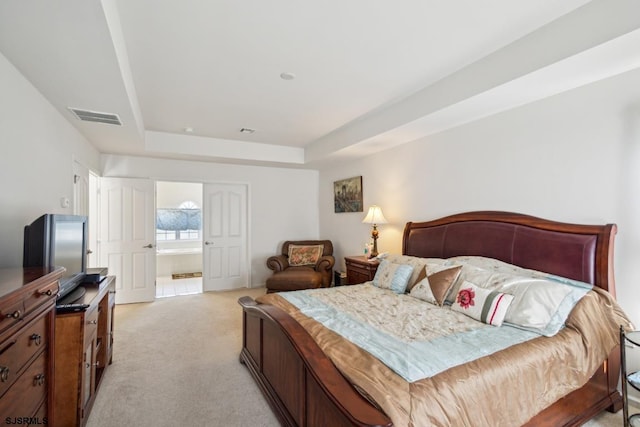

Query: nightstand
621 327 640 427
345 256 380 285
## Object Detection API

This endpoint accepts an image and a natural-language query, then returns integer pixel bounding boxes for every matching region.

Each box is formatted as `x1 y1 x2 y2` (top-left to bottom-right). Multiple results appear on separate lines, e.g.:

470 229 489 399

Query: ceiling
1 0 639 168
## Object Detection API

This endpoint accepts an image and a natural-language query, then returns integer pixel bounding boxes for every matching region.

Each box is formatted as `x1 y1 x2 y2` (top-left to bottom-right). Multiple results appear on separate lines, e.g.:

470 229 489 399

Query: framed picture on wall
334 176 363 213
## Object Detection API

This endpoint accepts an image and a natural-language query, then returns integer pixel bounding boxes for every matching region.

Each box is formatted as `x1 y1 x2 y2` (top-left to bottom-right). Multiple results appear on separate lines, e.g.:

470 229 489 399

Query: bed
239 211 632 426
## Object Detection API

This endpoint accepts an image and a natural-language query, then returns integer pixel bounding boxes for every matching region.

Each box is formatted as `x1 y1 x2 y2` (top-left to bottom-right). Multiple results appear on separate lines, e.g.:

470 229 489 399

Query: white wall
320 68 640 329
0 51 100 268
101 154 319 286
156 181 203 208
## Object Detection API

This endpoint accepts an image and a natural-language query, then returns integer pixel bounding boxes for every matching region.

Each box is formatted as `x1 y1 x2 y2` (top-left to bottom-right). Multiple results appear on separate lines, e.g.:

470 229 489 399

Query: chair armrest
316 256 335 272
267 255 289 272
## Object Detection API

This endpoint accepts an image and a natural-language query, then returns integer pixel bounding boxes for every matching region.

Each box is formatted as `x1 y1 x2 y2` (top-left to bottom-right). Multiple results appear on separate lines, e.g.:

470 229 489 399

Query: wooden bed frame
239 211 622 426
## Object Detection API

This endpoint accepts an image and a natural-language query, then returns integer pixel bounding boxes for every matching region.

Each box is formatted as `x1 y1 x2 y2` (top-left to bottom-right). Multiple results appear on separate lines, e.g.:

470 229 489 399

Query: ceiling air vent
68 108 122 125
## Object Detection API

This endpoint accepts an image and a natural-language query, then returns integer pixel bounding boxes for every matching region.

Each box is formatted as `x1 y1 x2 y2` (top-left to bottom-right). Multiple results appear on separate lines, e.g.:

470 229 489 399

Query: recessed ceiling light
280 72 296 81
240 128 255 134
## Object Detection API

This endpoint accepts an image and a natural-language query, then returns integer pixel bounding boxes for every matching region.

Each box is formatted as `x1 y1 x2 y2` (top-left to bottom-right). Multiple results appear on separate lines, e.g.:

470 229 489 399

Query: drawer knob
5 310 21 319
34 373 45 386
30 334 42 346
0 366 8 382
39 289 53 296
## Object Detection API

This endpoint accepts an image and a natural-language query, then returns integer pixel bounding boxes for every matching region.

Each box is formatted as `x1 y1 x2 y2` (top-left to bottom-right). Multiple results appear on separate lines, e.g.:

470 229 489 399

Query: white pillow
445 256 550 280
451 281 514 326
443 262 592 336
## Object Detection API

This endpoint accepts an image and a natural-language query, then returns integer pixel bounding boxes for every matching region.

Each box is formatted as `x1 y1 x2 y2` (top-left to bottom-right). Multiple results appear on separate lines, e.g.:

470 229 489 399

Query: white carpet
86 287 279 427
85 287 628 427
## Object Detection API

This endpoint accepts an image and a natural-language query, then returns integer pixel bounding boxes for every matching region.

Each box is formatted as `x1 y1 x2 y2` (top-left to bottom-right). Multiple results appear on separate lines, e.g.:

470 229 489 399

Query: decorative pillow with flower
450 281 514 326
372 260 414 294
288 245 324 266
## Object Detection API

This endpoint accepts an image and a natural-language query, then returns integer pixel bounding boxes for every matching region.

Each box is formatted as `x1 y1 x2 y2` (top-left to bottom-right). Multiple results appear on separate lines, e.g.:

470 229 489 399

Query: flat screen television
23 214 88 300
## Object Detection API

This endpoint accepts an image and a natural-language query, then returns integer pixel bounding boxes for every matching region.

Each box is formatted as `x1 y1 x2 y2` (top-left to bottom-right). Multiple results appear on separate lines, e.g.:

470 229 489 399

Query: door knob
205 241 213 245
143 244 154 248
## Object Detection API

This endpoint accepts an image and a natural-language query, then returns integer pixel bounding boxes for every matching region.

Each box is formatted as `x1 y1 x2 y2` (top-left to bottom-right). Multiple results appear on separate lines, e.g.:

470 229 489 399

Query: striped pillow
451 281 513 326
372 260 414 294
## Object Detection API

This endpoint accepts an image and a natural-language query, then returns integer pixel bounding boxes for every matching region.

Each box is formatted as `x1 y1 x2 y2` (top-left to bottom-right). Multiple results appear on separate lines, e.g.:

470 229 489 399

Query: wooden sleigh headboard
403 211 617 296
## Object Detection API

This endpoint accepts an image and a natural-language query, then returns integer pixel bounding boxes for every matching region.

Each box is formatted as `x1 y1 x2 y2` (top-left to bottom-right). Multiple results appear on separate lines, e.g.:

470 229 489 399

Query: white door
73 160 90 216
73 161 97 266
87 172 99 268
99 177 156 304
202 183 248 291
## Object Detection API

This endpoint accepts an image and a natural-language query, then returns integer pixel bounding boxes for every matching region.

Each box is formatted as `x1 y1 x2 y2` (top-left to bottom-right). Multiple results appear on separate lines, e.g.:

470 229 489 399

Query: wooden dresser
0 267 63 425
54 276 115 427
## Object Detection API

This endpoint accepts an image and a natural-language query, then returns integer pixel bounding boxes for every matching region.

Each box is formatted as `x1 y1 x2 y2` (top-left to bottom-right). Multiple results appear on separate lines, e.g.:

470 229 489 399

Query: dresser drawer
33 402 48 424
347 269 371 285
0 313 47 396
0 299 25 337
2 402 48 427
0 351 47 420
84 305 99 343
345 260 376 274
24 279 58 314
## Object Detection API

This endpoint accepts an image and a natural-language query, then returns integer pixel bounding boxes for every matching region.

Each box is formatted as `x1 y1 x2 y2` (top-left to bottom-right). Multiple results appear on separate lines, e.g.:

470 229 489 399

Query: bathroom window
156 201 201 241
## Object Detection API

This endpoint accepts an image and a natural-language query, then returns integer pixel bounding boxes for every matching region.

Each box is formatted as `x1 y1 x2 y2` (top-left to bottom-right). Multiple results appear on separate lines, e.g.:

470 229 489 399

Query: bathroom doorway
155 181 203 298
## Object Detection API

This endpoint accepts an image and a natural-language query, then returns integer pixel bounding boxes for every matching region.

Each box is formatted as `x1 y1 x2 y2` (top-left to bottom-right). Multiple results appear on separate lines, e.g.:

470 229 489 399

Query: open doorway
156 181 203 298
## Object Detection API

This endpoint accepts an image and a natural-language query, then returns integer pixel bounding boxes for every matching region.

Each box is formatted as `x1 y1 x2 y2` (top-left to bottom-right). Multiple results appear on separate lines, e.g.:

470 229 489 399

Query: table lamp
362 205 388 258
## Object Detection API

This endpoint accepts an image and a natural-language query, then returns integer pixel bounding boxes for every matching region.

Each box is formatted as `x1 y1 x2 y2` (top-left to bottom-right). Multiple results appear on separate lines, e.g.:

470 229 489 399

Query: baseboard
629 394 640 409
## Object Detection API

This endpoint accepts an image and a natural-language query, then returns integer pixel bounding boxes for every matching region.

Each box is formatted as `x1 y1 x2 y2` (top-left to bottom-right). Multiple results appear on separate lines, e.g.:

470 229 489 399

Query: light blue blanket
282 287 539 382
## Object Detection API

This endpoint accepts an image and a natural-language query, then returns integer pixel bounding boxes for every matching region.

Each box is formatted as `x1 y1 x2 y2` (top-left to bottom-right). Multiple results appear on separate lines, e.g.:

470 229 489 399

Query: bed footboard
523 349 622 426
239 296 392 427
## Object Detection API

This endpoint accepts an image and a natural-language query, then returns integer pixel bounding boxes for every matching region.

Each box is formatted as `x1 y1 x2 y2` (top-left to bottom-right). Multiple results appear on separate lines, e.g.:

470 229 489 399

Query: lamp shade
362 205 388 225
